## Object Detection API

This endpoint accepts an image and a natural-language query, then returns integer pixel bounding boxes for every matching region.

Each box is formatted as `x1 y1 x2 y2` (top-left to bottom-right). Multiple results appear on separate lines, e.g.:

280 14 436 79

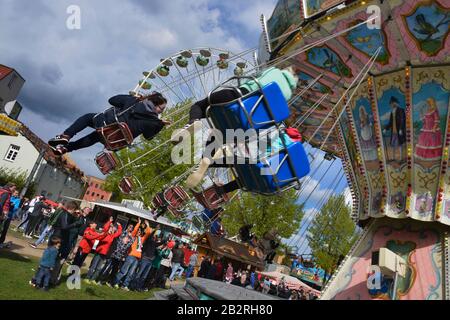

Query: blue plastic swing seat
208 81 290 135
202 209 223 235
233 141 310 194
210 220 223 235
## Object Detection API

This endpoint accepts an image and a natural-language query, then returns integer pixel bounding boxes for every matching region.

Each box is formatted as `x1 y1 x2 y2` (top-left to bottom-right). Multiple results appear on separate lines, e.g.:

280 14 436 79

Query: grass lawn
0 250 160 300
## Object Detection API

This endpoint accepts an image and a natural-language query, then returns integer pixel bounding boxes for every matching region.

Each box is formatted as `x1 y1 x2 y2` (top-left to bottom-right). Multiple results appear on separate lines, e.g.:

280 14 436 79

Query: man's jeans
34 226 53 246
114 255 139 287
185 265 195 279
133 257 153 289
169 262 185 281
87 254 106 280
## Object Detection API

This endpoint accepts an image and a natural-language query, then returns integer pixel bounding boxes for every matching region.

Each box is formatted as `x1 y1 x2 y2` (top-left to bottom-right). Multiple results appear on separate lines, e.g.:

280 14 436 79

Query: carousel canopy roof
263 0 450 225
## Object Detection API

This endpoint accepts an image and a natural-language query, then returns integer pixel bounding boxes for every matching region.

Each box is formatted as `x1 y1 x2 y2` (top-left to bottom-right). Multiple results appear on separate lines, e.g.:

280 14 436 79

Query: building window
97 194 100 197
91 192 95 196
4 144 20 162
101 195 104 200
95 184 99 188
8 74 17 89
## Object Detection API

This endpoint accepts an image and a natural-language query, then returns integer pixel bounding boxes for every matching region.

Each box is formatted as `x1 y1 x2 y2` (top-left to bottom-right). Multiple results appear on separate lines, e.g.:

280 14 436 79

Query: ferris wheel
131 47 258 110
100 47 259 227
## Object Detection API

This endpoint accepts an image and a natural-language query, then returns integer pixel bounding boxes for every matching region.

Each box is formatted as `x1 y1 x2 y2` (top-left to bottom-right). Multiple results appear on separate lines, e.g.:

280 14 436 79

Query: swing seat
192 184 230 210
233 141 310 194
119 177 134 195
95 150 119 175
210 220 224 236
152 186 190 216
201 208 224 235
207 81 290 135
97 122 134 151
201 208 224 224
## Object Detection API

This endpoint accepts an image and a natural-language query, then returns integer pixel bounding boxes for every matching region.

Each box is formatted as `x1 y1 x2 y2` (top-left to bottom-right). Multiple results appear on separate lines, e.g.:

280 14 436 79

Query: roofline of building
0 64 25 82
194 232 265 268
18 124 86 182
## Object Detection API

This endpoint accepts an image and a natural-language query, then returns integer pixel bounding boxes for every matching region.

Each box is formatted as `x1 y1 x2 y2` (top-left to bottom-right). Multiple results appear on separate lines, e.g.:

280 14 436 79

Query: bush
0 167 36 198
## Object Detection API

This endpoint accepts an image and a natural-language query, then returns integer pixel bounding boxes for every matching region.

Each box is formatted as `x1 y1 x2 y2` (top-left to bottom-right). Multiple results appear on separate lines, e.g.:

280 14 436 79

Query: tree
221 189 304 243
104 101 193 207
0 167 36 198
307 194 358 276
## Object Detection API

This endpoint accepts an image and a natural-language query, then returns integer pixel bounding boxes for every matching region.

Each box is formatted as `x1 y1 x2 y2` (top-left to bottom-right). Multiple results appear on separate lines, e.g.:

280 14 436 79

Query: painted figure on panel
358 105 378 161
415 97 442 160
383 97 406 162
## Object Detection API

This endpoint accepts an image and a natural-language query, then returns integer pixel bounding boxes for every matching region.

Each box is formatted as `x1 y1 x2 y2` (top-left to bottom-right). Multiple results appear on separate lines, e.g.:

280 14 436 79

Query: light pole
19 149 45 198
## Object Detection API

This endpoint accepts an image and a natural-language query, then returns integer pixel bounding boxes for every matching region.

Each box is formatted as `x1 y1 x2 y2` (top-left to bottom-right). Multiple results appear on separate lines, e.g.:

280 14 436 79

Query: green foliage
221 189 304 241
0 250 159 300
104 101 192 206
307 194 358 274
0 167 36 198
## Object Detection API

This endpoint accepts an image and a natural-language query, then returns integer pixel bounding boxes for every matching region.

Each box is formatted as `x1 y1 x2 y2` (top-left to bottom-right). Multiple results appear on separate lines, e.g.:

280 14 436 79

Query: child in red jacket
85 218 122 284
72 220 108 267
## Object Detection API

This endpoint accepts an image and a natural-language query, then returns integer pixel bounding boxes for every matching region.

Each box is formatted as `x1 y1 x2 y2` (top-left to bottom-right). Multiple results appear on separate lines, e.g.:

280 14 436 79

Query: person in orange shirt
112 218 151 290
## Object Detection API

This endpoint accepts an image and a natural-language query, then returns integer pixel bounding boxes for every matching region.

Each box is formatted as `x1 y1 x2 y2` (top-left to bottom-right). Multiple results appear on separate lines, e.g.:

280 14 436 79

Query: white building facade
0 128 86 203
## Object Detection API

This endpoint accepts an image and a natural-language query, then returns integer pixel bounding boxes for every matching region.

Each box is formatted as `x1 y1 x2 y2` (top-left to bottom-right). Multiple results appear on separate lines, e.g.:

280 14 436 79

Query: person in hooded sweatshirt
85 217 122 284
72 220 108 267
48 92 171 156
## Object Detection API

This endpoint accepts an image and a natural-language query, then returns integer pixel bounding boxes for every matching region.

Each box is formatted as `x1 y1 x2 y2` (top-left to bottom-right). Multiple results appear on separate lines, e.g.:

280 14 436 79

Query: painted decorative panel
411 66 450 221
375 70 409 218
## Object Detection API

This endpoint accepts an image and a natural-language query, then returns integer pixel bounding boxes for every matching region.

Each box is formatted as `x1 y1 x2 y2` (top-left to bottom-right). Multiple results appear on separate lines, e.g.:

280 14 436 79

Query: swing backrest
192 184 230 210
95 151 119 175
233 141 310 194
119 177 134 195
163 186 190 209
97 122 134 151
207 81 290 135
152 192 166 209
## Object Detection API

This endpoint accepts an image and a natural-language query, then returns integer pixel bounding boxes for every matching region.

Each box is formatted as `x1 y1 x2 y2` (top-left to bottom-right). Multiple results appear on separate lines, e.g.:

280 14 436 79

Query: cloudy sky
1 0 350 252
0 0 276 175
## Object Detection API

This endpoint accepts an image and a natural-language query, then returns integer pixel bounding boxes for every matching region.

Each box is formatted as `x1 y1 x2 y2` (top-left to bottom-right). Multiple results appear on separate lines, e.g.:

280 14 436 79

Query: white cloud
1 0 275 176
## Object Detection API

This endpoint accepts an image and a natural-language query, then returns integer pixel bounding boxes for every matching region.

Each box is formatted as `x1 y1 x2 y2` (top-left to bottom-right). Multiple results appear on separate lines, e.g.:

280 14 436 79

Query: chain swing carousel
260 0 450 300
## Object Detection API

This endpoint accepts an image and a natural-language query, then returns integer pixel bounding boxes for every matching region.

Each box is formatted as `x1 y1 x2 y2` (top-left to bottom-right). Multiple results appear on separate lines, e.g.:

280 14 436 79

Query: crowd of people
1 184 318 299
196 256 318 300
0 185 200 292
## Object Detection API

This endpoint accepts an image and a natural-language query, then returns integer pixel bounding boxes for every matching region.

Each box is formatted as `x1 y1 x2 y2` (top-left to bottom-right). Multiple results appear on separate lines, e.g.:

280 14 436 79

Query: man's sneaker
83 279 91 285
29 243 37 249
28 280 36 287
122 287 130 291
48 134 71 148
92 281 101 286
113 284 120 289
51 145 68 156
105 282 112 288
